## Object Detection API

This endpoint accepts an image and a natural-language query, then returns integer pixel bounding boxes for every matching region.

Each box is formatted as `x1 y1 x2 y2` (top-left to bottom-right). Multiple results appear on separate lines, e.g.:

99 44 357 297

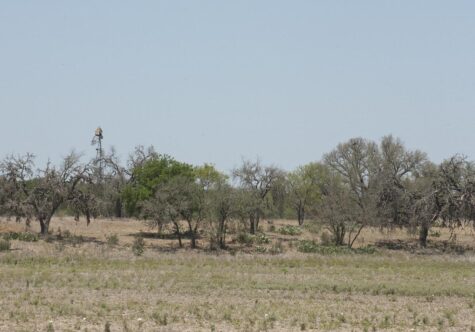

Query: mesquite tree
0 153 94 234
287 162 328 225
233 159 284 234
324 138 380 245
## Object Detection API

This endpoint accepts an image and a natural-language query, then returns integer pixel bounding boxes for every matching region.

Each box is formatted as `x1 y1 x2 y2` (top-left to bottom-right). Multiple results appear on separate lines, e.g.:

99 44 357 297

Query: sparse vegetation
278 225 302 236
1 136 475 330
132 236 145 256
0 239 11 251
0 222 473 331
105 233 119 246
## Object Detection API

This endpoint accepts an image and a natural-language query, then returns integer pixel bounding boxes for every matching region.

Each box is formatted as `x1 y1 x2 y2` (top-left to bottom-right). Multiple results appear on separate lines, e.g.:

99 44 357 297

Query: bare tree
316 174 360 246
0 153 94 234
141 179 184 247
323 138 380 245
233 159 284 234
376 135 428 228
410 155 475 246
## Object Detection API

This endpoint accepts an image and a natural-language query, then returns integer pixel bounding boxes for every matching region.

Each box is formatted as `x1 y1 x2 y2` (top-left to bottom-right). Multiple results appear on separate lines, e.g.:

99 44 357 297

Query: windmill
91 127 104 180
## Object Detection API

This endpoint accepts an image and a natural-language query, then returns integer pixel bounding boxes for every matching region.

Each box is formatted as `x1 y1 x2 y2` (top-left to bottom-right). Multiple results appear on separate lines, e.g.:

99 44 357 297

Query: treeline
1 135 475 249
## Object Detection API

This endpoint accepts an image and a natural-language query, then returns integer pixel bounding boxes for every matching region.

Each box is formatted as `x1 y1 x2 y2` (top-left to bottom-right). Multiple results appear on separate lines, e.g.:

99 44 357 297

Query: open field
1 218 475 331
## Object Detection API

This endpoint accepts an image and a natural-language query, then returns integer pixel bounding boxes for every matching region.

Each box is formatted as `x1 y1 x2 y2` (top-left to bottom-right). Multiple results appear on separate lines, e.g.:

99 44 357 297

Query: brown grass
0 217 474 331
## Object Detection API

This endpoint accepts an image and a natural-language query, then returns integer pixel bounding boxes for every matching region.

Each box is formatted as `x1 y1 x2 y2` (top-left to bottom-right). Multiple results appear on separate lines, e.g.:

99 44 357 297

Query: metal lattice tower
92 126 104 180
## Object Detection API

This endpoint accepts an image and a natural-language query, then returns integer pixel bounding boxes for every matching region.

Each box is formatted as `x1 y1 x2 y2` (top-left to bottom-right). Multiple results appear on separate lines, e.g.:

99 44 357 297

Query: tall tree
122 148 194 216
376 135 427 228
233 159 284 234
324 138 380 245
287 162 329 225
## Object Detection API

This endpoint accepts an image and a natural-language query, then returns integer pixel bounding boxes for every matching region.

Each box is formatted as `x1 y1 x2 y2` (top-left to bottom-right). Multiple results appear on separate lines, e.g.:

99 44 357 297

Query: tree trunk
254 210 261 232
349 225 365 248
173 222 183 248
219 219 226 249
39 218 49 235
249 215 256 234
334 224 345 246
419 224 429 247
297 207 305 226
177 233 183 248
114 198 122 218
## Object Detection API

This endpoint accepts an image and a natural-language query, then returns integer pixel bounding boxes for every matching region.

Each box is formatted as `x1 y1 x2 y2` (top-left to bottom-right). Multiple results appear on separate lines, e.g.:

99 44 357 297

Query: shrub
0 239 11 252
278 225 302 236
2 232 38 242
254 233 270 244
132 237 145 256
67 235 85 246
303 222 321 234
269 240 285 254
152 312 168 326
236 232 254 246
297 240 376 255
255 245 267 253
106 234 119 246
319 231 333 245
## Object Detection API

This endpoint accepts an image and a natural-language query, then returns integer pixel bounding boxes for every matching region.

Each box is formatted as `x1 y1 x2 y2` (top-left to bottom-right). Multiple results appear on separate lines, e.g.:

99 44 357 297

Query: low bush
297 240 376 255
269 240 285 254
255 245 267 253
106 234 119 246
319 231 333 245
0 239 11 251
254 233 270 244
236 232 254 246
132 237 145 256
2 232 38 242
303 222 321 234
278 225 302 236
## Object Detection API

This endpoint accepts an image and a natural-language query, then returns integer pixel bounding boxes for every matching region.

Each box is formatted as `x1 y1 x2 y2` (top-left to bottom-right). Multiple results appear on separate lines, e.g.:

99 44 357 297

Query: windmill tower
92 126 104 180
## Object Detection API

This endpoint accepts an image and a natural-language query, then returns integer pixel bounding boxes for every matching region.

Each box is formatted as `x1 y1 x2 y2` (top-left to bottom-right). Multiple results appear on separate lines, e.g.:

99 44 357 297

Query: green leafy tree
122 150 194 216
287 162 329 225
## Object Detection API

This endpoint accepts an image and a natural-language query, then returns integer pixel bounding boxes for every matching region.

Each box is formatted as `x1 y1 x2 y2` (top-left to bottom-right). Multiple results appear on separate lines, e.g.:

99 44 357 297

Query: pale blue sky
1 1 474 171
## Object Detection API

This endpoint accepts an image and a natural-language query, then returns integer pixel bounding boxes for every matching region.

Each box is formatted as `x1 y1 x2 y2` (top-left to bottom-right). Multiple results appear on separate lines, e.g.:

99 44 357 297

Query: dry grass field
1 217 475 331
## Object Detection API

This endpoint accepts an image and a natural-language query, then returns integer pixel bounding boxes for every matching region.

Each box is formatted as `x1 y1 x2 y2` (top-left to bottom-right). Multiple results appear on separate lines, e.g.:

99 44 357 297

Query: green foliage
287 162 329 223
152 312 168 326
2 232 38 242
237 232 270 246
278 225 302 236
46 321 54 332
297 240 376 255
65 234 85 246
254 233 270 244
236 232 254 246
122 155 194 216
132 237 145 256
255 245 267 253
106 234 119 246
303 222 321 234
0 239 11 251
